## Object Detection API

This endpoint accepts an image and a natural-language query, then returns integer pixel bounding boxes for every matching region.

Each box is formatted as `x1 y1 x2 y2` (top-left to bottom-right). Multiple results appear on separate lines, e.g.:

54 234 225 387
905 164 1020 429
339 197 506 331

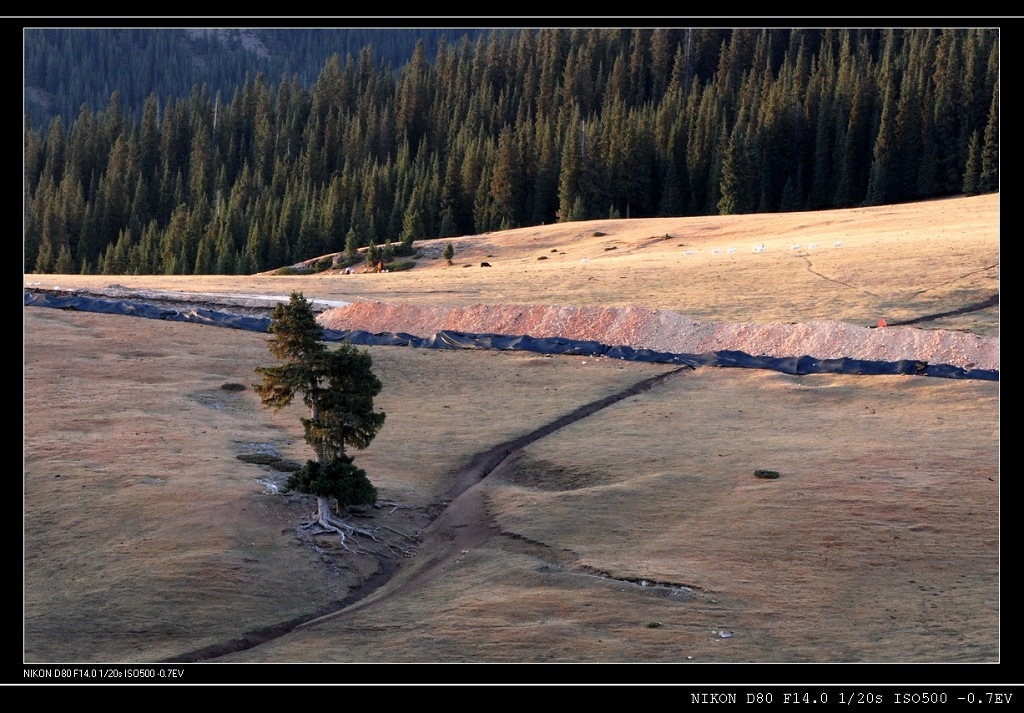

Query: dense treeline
24 28 484 130
25 28 999 276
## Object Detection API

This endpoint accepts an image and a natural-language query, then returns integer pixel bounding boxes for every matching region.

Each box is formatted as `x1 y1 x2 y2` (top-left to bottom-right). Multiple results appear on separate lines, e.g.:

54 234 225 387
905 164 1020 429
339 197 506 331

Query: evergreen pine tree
345 226 360 263
254 293 389 543
366 240 380 269
54 243 74 274
33 231 55 274
979 84 998 192
717 134 744 215
962 130 982 195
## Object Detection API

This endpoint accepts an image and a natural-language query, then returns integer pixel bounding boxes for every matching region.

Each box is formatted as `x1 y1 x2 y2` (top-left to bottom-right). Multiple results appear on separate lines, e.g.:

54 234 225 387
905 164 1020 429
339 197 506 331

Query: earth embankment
319 301 999 372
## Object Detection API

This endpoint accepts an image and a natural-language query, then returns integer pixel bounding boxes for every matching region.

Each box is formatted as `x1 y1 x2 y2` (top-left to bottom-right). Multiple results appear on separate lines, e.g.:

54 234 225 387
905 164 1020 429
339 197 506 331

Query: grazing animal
480 262 491 267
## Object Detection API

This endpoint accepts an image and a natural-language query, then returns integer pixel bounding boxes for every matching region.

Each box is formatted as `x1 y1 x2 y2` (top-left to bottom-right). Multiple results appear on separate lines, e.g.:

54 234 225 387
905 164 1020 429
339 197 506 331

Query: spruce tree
254 292 327 413
979 84 998 192
344 226 360 263
255 293 390 544
366 240 380 269
962 130 982 195
54 243 74 274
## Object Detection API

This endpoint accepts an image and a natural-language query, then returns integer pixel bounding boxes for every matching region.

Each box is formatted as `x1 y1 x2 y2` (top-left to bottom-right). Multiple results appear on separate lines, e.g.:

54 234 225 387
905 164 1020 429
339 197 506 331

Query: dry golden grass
24 194 999 671
32 193 999 333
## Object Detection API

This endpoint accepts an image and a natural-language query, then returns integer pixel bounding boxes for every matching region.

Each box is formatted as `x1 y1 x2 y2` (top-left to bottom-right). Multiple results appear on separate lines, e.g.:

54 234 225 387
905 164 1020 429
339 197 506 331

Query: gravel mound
319 302 999 372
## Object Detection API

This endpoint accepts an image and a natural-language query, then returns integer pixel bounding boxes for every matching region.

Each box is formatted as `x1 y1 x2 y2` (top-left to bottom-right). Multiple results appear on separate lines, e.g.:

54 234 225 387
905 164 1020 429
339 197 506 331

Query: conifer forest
24 28 999 276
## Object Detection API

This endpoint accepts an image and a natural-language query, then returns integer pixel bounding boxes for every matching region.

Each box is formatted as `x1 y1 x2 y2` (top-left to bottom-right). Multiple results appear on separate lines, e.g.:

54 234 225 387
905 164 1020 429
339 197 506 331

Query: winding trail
162 364 691 662
884 292 999 327
801 256 884 298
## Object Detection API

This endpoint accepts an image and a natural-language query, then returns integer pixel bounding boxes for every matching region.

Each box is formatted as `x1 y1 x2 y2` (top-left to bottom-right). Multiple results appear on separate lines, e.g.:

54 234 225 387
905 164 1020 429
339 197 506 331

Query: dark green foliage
399 230 415 255
285 455 377 509
25 29 488 130
54 244 74 274
366 240 380 269
385 260 416 272
253 292 326 412
255 292 386 509
442 241 455 264
299 344 386 462
25 29 998 276
979 83 999 192
962 131 982 195
274 265 313 275
344 227 360 262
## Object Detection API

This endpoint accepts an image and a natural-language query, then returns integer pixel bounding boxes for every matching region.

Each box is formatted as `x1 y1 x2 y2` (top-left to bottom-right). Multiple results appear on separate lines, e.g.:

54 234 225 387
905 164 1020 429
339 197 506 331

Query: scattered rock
220 383 246 391
754 469 781 479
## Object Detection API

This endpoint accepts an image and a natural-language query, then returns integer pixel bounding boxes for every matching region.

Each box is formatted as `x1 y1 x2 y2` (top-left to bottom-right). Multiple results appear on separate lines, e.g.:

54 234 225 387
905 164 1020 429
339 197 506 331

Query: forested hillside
24 28 999 276
24 28 483 130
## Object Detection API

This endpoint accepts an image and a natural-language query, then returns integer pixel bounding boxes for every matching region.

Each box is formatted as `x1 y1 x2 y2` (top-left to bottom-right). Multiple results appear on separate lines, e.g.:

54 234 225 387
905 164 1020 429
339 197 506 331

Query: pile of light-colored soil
319 302 999 372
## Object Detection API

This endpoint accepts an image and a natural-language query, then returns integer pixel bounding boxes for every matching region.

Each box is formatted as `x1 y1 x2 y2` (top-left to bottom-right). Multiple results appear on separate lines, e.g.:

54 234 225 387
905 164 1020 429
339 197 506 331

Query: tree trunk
316 496 333 523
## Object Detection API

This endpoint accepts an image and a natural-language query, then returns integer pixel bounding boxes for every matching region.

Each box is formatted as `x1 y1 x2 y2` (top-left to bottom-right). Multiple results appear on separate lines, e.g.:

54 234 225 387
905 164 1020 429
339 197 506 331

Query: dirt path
161 365 691 661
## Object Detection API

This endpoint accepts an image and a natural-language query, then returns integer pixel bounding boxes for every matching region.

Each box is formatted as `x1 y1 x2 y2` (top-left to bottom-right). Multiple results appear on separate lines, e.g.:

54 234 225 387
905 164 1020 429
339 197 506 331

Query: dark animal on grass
480 262 492 267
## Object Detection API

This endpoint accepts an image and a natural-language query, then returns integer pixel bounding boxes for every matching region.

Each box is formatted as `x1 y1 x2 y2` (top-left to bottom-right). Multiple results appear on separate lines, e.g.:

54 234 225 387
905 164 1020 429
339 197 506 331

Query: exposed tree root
298 498 417 558
379 498 420 514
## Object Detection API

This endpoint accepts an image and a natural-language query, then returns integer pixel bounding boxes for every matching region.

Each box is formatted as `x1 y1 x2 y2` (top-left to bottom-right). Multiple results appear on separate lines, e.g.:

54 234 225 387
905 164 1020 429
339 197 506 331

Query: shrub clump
275 265 313 276
385 260 416 272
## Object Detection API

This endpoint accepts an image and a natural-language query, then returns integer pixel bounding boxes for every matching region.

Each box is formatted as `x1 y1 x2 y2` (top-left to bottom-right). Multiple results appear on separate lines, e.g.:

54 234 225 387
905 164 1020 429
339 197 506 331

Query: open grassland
32 193 999 334
24 194 999 669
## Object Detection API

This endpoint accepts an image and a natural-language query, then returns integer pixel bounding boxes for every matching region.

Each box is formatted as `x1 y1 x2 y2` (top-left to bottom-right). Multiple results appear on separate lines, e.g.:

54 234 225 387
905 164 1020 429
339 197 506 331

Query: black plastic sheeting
25 290 998 382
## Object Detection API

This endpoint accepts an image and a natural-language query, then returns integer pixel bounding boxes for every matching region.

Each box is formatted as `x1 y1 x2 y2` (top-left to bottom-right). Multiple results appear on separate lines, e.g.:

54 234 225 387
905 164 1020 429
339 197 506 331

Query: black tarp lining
24 291 998 382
